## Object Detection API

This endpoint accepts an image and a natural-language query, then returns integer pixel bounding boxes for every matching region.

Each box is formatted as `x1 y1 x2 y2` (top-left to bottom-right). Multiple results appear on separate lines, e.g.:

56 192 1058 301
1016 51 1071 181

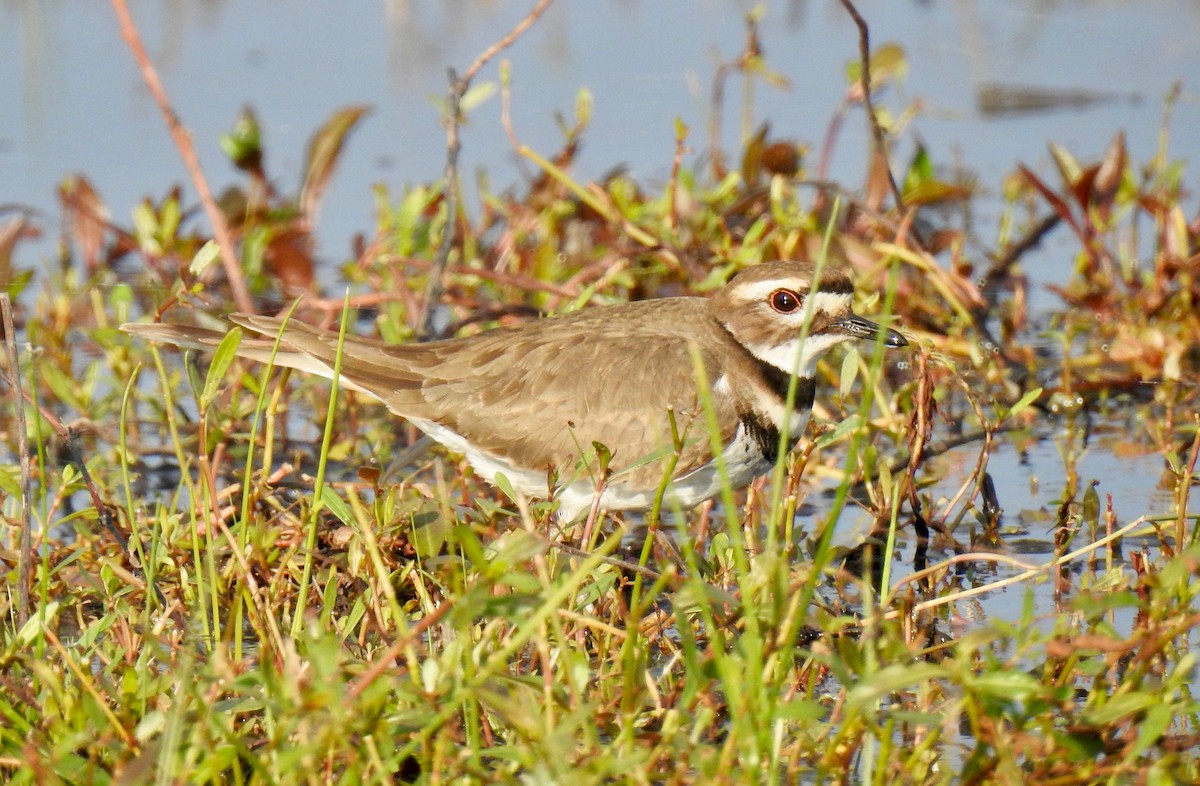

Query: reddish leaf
0 216 38 286
1071 164 1100 214
265 226 316 296
1018 164 1084 240
1092 130 1127 214
740 122 771 187
1048 142 1082 190
58 175 110 273
864 147 892 213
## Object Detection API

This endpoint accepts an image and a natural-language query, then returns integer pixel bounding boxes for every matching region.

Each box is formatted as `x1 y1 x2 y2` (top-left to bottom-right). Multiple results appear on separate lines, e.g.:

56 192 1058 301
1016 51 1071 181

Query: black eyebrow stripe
813 278 854 295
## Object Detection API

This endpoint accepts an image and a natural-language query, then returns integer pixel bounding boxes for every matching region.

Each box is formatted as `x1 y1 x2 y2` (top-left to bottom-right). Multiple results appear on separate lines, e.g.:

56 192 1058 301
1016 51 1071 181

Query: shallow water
4 0 1199 311
831 408 1182 638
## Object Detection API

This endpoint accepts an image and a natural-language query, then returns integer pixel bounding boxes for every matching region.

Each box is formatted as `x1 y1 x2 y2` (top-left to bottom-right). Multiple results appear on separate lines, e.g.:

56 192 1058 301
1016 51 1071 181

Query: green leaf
839 348 860 399
971 670 1041 702
17 601 60 645
1084 691 1155 725
1049 142 1082 187
300 105 371 220
460 81 497 114
1071 590 1140 616
488 530 548 568
220 107 263 171
774 699 826 722
135 710 168 743
591 440 613 476
190 239 221 277
1003 386 1043 420
1131 703 1174 757
845 43 908 90
60 462 80 490
0 465 21 496
1081 480 1100 529
846 662 943 710
41 362 87 412
1051 729 1106 760
109 282 134 322
492 472 518 504
184 350 204 405
321 489 354 527
200 327 242 410
412 515 453 557
131 202 159 253
870 43 908 84
160 195 181 241
903 143 935 193
813 413 863 450
575 87 593 126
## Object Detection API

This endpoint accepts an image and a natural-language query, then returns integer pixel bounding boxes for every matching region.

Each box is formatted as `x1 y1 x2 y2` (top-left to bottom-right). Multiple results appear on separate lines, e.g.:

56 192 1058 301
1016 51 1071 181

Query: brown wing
419 324 739 488
232 302 741 485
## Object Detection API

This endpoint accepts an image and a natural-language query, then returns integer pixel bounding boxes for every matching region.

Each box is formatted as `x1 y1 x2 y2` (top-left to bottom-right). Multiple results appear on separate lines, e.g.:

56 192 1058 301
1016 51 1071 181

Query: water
837 410 1181 633
4 0 1198 309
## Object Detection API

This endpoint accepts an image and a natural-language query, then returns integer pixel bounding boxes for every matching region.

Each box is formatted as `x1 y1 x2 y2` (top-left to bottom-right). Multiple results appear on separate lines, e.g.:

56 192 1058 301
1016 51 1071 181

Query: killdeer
123 260 906 520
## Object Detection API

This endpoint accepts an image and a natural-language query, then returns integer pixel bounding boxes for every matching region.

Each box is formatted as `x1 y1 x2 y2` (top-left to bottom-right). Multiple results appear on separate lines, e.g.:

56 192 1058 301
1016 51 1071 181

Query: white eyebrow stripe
804 292 853 316
731 279 811 301
729 283 852 317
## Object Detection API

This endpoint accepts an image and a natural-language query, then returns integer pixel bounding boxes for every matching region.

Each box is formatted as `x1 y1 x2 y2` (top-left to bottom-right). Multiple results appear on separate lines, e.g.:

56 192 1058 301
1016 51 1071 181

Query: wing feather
212 302 742 487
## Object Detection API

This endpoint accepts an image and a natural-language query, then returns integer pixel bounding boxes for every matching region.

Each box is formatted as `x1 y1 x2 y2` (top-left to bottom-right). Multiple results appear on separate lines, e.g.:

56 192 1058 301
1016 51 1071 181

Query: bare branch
110 0 255 314
1 294 32 624
418 0 558 338
838 0 906 214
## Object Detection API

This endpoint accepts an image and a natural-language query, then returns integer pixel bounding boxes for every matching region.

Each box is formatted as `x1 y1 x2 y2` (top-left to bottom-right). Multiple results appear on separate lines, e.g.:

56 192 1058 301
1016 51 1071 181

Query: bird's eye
769 289 802 314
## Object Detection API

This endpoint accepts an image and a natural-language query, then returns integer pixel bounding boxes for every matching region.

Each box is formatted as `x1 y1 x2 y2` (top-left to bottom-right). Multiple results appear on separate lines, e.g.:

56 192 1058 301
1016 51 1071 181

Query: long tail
121 319 348 385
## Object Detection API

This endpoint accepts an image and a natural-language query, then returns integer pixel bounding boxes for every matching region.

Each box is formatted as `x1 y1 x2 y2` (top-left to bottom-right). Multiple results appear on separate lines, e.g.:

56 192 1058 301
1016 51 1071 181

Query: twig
892 551 1042 591
402 254 581 298
110 0 254 314
814 99 849 183
1177 414 1200 546
903 345 934 507
709 60 735 181
706 17 765 181
349 594 456 699
980 212 1061 306
417 0 558 338
837 0 906 214
891 515 1153 616
667 120 689 230
930 376 994 532
887 421 1019 476
1 294 32 625
549 538 667 582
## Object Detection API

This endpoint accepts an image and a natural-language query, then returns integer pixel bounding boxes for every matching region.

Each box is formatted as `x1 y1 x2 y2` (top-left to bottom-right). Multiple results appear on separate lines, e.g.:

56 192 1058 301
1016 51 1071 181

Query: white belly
411 414 806 522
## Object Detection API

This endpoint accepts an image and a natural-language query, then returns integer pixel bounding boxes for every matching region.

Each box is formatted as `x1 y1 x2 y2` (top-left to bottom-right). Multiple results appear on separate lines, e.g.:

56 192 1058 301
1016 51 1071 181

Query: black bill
834 314 908 348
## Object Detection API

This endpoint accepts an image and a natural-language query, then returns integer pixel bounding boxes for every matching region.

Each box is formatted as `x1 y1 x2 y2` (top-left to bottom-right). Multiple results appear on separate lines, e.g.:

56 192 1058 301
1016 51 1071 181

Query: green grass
4 33 1200 786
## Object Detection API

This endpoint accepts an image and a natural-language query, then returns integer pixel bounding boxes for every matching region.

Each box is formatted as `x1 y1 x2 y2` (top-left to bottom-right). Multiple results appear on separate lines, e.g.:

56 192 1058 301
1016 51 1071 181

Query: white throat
744 332 847 378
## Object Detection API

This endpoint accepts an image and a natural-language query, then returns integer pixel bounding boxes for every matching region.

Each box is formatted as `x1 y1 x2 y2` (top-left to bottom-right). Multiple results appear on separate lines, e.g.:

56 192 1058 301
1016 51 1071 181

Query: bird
122 260 907 520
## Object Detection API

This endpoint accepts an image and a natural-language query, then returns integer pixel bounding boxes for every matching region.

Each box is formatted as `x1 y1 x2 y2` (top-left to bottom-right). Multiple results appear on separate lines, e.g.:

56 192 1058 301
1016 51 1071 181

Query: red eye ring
769 289 802 314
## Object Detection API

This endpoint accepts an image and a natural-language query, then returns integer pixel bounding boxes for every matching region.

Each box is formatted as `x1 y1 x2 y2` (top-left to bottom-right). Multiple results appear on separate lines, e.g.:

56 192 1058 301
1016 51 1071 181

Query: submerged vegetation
2 5 1199 784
